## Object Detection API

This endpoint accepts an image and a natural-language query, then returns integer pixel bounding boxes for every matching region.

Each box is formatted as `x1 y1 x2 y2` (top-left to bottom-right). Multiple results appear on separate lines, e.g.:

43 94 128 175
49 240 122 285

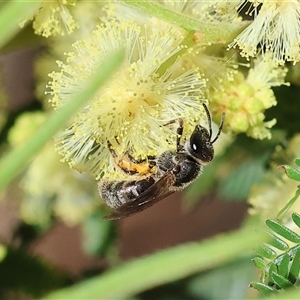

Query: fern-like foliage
251 158 300 295
277 157 300 221
251 213 300 295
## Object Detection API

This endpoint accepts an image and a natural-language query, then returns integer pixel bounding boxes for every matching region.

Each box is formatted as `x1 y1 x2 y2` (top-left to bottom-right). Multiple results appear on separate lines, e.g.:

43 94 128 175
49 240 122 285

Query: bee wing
105 172 176 220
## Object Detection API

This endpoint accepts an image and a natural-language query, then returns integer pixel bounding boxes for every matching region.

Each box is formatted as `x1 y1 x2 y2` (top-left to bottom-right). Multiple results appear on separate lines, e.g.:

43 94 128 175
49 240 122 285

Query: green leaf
289 249 300 284
268 263 278 286
277 253 290 278
267 232 289 251
256 245 277 260
288 244 300 257
252 257 267 269
266 219 300 243
270 271 293 289
45 226 266 299
295 158 300 167
292 213 300 228
250 282 276 295
0 50 124 191
279 164 300 181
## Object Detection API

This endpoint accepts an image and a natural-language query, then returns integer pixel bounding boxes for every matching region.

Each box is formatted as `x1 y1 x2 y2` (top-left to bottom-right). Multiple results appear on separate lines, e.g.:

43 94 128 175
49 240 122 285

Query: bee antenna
202 103 212 139
211 112 225 144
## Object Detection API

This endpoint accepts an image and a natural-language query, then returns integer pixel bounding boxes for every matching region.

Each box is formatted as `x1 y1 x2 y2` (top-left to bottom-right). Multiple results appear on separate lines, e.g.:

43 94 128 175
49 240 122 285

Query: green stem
0 50 124 191
121 0 250 44
0 1 42 49
46 226 265 299
277 188 300 221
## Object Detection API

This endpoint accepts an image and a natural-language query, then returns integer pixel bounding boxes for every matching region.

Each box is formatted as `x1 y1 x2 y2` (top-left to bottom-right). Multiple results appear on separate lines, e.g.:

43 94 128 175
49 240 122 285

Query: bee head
187 104 225 163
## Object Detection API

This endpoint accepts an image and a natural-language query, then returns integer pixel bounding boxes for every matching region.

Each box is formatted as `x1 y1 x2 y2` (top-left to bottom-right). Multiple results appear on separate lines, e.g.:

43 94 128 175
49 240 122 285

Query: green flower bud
244 98 264 115
229 112 249 133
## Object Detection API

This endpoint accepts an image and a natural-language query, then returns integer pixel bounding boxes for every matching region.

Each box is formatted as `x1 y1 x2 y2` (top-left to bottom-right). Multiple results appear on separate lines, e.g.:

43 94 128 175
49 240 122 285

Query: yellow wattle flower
8 112 98 227
20 0 78 37
209 58 288 139
48 19 207 179
229 1 300 65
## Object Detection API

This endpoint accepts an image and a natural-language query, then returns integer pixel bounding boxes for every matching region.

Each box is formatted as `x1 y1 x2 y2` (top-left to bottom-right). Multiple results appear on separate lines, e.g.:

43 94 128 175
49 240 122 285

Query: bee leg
107 136 124 158
107 140 133 174
124 153 156 169
126 153 146 164
126 152 157 172
108 139 146 163
116 142 157 169
163 118 184 151
107 140 149 175
107 140 118 159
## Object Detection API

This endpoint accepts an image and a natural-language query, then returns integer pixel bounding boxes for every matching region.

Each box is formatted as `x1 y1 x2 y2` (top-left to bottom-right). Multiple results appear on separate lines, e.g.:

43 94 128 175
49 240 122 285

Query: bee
98 104 225 220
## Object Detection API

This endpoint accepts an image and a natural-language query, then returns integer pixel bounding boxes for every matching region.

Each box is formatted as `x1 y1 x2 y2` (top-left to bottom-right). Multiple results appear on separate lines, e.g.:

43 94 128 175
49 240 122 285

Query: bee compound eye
189 126 214 162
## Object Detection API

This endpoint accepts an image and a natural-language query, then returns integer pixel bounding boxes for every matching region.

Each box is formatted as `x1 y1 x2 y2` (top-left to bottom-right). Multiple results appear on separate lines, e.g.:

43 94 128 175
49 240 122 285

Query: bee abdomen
98 177 155 208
